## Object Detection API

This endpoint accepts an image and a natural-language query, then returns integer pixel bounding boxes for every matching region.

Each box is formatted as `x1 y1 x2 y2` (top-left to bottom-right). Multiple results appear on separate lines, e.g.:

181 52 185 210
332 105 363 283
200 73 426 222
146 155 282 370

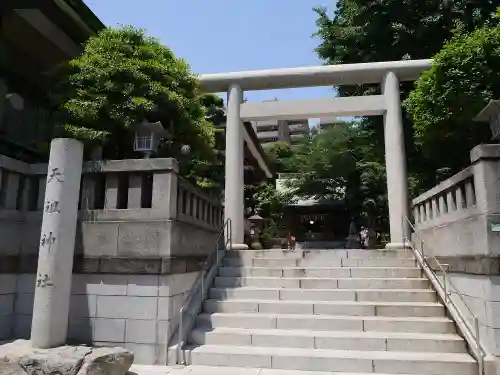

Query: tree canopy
405 22 500 172
52 25 218 185
313 0 499 191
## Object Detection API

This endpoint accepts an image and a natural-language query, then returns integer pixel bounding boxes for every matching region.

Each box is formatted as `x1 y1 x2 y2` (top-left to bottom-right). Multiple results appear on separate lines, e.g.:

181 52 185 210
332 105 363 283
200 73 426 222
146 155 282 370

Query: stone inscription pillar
382 71 410 249
224 84 248 250
31 138 83 348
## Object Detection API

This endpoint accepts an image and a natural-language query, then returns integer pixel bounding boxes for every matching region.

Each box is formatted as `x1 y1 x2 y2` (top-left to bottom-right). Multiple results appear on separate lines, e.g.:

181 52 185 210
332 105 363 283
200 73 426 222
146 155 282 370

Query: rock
76 347 134 375
0 340 133 375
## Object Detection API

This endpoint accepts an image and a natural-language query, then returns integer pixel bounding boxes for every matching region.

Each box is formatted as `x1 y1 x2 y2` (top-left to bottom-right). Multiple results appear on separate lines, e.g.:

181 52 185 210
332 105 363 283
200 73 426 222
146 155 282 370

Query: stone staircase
183 248 478 375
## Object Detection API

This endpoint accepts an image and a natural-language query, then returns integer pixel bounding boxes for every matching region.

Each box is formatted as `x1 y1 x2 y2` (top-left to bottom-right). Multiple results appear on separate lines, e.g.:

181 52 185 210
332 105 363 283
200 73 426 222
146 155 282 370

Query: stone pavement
129 364 359 374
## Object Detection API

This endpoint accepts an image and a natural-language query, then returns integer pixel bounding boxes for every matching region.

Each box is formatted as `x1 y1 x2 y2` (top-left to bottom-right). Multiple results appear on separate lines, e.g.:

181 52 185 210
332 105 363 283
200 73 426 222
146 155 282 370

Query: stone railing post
470 145 500 215
31 138 83 348
152 158 179 219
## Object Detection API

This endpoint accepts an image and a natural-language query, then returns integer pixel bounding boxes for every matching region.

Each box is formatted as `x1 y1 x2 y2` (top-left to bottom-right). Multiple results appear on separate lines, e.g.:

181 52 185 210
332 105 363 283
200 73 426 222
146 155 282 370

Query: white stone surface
382 72 409 248
224 84 247 249
31 138 84 348
177 248 479 374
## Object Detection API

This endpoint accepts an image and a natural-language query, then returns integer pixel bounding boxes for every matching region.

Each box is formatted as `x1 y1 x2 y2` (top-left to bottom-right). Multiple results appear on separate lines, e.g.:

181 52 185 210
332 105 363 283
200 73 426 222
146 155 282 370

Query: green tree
52 26 217 184
313 0 498 189
405 23 500 174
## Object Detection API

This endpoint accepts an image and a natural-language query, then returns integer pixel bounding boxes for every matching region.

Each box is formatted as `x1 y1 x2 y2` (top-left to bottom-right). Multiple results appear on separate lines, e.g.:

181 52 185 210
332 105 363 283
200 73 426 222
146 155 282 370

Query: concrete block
124 343 157 365
0 294 14 315
210 288 280 300
96 295 158 319
257 301 314 315
299 279 338 289
99 258 161 274
342 258 416 267
67 316 93 343
279 289 355 302
191 328 252 346
126 319 157 344
363 317 455 333
350 267 421 278
338 278 428 289
298 258 342 267
197 313 277 329
314 336 386 351
69 294 97 317
0 315 12 339
16 274 35 293
80 222 119 257
157 319 176 344
251 332 313 349
92 317 126 342
158 272 198 297
375 303 444 317
385 336 465 353
282 268 350 278
313 302 375 316
13 314 32 339
276 315 363 331
214 277 300 288
72 274 127 296
14 293 33 315
127 275 159 296
190 350 272 368
117 222 169 257
270 353 373 372
203 300 258 313
373 356 476 375
0 222 22 255
158 295 185 320
0 274 17 294
252 259 298 267
356 290 436 303
20 221 42 255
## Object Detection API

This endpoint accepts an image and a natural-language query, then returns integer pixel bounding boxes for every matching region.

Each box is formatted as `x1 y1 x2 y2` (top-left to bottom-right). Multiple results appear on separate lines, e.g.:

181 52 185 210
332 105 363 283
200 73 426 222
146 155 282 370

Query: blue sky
83 0 336 110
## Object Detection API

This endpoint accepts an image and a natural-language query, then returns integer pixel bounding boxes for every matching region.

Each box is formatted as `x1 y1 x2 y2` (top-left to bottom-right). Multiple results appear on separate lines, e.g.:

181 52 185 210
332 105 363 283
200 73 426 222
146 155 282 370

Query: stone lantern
133 120 168 158
474 100 500 140
248 213 264 250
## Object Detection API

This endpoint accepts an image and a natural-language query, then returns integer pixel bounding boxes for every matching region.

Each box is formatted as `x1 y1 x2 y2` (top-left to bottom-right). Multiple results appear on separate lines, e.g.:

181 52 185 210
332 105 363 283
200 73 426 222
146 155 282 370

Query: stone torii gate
199 59 432 250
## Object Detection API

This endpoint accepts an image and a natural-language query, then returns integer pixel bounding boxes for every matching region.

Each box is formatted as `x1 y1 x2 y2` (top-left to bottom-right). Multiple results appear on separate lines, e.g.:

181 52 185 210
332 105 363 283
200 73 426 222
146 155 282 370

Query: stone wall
0 154 224 364
412 144 500 360
0 273 197 364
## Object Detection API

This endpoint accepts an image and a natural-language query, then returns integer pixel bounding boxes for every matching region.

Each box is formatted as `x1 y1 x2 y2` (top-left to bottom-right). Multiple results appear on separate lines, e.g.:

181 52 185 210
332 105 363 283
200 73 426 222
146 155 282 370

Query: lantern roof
138 120 168 137
474 100 500 122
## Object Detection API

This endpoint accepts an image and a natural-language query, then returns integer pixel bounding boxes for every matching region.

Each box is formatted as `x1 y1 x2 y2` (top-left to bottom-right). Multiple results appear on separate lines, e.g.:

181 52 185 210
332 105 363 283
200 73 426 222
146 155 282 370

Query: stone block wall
412 144 500 361
1 272 197 364
0 154 224 364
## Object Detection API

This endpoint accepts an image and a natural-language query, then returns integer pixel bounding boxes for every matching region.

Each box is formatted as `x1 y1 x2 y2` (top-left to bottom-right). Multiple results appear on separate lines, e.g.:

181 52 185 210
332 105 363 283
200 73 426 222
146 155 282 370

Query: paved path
129 364 342 375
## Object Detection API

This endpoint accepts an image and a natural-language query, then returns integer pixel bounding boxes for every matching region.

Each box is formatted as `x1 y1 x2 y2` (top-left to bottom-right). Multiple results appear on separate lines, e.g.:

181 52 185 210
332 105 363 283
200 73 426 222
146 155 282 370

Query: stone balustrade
0 153 224 361
411 144 500 359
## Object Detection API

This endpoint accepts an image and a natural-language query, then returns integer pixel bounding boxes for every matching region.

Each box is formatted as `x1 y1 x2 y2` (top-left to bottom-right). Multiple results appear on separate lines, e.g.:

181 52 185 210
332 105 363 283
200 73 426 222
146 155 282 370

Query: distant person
290 235 296 250
360 227 368 249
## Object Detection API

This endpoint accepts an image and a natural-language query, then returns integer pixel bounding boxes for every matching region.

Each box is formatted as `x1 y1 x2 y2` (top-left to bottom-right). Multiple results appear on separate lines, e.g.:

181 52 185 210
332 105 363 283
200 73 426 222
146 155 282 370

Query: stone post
31 138 83 348
382 71 410 249
224 84 248 250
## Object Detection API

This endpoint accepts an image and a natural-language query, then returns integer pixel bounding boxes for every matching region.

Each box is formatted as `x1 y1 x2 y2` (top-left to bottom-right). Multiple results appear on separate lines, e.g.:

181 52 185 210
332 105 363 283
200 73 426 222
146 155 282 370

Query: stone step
186 345 477 375
222 257 417 268
209 287 437 302
203 299 445 317
189 327 466 353
219 266 422 279
196 313 456 333
213 277 429 289
225 249 415 260
132 364 465 375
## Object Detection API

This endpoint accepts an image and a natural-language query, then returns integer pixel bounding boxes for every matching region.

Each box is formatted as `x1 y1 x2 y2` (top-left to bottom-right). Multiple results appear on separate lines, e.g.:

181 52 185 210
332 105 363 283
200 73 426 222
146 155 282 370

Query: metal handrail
174 218 232 365
404 216 487 375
